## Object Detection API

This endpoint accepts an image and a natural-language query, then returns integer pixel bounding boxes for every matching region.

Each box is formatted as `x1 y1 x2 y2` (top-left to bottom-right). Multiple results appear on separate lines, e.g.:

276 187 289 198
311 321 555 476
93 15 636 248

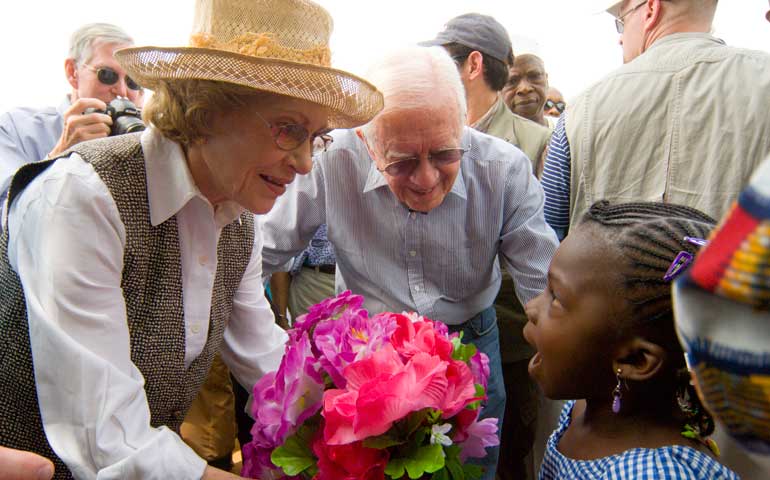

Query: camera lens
114 115 146 135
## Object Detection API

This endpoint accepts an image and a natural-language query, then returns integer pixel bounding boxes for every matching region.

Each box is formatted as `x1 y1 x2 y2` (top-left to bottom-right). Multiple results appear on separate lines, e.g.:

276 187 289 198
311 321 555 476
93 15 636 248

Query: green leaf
385 443 446 479
462 463 484 480
270 424 317 476
363 433 405 449
385 458 407 478
446 458 465 480
466 384 486 410
451 337 477 363
433 468 451 480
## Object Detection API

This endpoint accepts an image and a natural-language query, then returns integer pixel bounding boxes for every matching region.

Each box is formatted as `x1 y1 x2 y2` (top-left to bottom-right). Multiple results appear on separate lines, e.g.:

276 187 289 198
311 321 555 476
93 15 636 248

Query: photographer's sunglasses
83 64 143 91
545 99 566 114
378 148 466 177
254 111 333 155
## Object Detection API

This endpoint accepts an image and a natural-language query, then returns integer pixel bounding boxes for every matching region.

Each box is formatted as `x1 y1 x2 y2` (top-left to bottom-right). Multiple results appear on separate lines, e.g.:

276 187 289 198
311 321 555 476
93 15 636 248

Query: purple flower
242 333 325 477
456 415 500 462
313 309 398 388
291 291 365 342
469 351 490 391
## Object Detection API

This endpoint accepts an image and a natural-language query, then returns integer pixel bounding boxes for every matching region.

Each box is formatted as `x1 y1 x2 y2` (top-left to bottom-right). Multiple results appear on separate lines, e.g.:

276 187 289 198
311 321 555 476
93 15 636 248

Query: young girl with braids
523 201 739 479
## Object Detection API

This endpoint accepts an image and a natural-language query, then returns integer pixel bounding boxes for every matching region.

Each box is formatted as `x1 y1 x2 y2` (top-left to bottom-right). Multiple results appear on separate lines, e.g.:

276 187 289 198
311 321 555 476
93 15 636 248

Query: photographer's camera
84 97 145 136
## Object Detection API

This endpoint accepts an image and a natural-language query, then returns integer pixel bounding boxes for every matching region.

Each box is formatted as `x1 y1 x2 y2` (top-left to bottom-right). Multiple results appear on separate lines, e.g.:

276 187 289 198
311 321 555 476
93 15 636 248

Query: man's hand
49 98 113 158
0 446 54 480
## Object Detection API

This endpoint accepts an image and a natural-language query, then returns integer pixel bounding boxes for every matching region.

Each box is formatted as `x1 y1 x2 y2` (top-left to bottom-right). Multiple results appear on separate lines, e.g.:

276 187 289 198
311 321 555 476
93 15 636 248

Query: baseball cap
419 13 513 64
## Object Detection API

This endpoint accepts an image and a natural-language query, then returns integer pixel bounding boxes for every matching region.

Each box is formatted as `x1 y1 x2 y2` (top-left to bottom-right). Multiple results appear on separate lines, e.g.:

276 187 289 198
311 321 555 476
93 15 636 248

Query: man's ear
643 0 665 34
355 128 376 160
612 337 667 382
467 51 484 81
65 58 78 89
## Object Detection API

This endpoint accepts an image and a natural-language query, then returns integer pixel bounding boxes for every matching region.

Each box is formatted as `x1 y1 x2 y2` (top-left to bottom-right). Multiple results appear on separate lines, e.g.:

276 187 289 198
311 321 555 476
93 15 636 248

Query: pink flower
242 333 325 477
322 344 450 444
313 308 397 388
388 314 454 362
312 427 389 480
439 360 481 418
453 410 500 462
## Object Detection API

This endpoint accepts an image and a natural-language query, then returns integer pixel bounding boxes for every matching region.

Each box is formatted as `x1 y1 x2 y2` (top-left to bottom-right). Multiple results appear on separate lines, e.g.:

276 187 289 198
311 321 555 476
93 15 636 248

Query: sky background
0 0 768 112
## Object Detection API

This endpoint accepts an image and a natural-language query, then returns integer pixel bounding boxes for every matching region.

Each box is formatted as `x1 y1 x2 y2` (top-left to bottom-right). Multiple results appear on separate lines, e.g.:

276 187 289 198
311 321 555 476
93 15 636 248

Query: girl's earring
612 368 623 414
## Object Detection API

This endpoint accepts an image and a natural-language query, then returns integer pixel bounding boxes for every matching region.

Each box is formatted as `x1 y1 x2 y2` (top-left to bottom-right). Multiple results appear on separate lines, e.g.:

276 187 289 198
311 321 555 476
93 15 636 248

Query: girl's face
523 225 629 400
190 95 328 214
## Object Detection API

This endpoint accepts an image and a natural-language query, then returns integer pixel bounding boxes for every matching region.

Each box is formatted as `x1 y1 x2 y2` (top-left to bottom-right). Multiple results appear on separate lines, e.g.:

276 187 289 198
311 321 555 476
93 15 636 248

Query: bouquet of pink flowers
241 291 499 480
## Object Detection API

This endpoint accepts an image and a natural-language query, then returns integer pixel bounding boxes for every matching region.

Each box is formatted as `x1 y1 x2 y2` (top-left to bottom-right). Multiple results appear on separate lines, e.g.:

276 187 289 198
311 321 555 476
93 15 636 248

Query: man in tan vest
422 14 553 480
541 0 770 240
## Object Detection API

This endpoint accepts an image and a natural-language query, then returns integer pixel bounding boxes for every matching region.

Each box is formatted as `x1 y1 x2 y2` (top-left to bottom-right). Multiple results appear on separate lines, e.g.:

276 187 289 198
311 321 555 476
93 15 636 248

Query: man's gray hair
360 46 467 143
69 23 134 65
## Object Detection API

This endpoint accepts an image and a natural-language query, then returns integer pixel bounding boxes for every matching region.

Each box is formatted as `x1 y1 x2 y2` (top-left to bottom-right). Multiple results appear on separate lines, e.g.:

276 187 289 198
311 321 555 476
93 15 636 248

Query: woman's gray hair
69 23 134 65
360 46 467 144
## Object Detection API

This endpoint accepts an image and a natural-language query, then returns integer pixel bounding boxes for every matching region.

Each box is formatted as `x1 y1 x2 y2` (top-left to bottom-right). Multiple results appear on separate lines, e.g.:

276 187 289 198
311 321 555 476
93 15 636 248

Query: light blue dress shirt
0 97 68 202
261 127 558 325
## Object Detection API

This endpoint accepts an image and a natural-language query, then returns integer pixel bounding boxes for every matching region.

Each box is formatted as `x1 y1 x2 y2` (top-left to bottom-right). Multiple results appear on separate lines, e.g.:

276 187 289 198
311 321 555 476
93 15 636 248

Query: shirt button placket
405 210 426 311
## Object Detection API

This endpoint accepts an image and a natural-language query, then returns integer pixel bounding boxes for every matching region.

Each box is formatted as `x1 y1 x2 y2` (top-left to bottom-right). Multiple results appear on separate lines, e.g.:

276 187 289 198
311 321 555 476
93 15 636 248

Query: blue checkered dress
539 401 740 479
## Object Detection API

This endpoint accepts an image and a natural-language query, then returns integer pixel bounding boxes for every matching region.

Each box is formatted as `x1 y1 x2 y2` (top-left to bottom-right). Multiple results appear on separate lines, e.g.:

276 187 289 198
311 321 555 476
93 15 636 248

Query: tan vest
485 99 552 172
566 33 770 229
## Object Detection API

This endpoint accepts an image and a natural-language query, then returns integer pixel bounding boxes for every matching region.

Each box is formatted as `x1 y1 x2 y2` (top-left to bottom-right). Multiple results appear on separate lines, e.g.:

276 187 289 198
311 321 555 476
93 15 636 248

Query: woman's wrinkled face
194 96 328 214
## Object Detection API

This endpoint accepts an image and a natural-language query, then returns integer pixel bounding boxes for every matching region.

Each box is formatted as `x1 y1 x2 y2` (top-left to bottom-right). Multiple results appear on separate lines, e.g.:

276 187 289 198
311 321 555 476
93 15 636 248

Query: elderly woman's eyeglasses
614 0 647 33
254 111 333 154
544 99 566 114
82 64 142 91
378 148 465 177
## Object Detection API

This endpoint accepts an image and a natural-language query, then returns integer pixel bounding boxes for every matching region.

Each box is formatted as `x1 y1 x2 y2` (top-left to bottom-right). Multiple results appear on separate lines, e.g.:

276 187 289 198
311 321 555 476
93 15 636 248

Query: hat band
189 32 331 67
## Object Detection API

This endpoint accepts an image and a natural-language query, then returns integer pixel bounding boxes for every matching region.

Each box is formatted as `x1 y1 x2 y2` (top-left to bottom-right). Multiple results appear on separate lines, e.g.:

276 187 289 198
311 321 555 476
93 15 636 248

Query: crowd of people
0 0 768 479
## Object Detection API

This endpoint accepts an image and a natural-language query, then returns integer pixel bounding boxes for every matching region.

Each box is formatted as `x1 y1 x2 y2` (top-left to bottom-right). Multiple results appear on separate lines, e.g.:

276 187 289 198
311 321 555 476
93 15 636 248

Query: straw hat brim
115 46 383 129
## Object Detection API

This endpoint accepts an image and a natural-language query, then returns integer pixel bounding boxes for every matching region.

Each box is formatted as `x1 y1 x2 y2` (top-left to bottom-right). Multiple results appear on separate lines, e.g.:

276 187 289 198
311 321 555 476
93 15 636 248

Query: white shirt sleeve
7 156 206 480
220 219 288 396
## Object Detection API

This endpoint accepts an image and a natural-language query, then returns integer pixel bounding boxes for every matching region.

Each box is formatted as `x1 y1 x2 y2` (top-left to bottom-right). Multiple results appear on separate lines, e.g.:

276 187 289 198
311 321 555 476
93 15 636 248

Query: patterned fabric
673 157 770 455
0 134 253 479
289 223 335 275
539 401 740 479
541 115 570 240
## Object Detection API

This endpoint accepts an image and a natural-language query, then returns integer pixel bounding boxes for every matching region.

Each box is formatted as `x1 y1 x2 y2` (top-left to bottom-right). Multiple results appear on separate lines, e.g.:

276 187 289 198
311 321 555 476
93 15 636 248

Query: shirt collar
362 128 470 201
648 32 724 52
141 127 244 228
471 94 505 134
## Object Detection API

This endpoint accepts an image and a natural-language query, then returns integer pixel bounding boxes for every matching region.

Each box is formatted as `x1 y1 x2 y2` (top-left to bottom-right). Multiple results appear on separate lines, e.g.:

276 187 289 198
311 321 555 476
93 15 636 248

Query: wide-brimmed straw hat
115 0 383 129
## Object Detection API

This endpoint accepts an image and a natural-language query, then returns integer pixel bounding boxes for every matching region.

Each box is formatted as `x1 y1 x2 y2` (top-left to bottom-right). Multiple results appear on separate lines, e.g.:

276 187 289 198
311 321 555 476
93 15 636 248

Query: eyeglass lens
95 67 142 91
384 149 464 177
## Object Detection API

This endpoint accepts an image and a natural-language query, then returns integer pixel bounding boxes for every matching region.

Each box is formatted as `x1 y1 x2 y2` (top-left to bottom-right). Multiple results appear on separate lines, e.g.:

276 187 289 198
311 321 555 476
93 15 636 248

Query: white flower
430 423 453 447
402 311 426 323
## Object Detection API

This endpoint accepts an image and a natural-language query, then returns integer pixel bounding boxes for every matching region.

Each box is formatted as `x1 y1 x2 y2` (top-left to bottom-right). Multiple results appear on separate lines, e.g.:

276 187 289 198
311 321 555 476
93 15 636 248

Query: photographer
0 23 143 203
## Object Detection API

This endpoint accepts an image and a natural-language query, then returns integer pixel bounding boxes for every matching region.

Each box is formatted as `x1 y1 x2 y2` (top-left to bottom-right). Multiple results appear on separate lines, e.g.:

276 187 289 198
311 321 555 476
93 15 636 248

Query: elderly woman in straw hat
0 0 382 478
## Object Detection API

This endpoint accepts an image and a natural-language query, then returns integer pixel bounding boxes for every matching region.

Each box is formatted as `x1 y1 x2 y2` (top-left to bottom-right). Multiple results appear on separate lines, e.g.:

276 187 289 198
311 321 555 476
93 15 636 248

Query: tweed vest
566 33 770 230
0 134 254 479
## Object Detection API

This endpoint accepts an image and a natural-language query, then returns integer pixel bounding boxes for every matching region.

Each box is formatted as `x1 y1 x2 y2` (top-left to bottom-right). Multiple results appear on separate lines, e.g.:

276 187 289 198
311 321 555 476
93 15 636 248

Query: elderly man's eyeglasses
614 0 647 33
254 111 333 155
378 148 465 177
544 99 566 114
82 64 142 91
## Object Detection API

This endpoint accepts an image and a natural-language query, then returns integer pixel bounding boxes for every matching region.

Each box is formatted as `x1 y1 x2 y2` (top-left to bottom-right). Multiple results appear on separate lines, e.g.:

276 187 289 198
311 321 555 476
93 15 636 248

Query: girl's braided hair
580 201 717 439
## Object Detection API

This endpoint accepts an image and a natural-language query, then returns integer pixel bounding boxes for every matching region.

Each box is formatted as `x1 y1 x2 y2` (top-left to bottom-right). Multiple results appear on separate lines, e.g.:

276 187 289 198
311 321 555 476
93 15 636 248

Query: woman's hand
0 446 54 480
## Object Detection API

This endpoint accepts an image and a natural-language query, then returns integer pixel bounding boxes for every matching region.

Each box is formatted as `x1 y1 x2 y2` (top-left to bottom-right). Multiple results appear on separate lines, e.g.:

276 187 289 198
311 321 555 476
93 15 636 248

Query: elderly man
502 54 550 129
0 23 143 202
261 46 558 480
541 0 770 240
420 13 551 173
